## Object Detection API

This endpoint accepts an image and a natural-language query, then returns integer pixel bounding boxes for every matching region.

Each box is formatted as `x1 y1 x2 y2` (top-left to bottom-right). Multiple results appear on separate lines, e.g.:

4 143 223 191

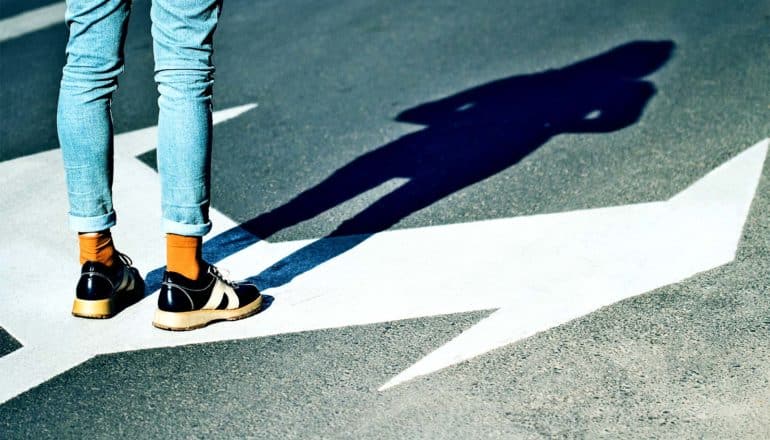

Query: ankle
78 230 116 266
166 234 203 280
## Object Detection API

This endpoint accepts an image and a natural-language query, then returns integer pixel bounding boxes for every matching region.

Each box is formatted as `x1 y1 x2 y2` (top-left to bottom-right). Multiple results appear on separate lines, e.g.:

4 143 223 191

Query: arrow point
664 138 767 262
669 138 767 207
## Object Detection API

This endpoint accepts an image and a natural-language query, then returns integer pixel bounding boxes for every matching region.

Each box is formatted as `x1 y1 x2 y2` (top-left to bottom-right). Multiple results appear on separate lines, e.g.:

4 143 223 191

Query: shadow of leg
248 233 372 290
202 149 395 264
248 180 451 289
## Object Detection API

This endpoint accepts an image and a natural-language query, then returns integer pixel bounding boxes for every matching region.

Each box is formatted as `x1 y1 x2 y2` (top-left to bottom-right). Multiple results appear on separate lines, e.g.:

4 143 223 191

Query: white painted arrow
0 2 66 43
0 109 765 403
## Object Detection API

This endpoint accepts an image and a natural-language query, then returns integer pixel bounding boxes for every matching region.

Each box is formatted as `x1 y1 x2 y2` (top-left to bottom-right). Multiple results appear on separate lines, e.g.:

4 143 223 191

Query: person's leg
152 0 218 239
58 0 143 318
151 0 261 330
58 0 131 241
151 0 218 279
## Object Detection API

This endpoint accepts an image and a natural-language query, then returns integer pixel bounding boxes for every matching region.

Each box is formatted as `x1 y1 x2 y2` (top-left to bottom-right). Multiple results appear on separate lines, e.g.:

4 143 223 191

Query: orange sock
166 234 203 280
79 231 116 266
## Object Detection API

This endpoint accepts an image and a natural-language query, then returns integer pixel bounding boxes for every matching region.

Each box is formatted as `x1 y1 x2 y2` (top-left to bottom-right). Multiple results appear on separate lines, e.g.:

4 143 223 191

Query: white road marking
0 108 765 402
0 2 66 43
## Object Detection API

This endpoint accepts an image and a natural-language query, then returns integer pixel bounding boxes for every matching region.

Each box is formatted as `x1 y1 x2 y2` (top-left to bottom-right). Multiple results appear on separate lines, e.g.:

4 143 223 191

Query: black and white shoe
72 253 145 319
153 264 263 331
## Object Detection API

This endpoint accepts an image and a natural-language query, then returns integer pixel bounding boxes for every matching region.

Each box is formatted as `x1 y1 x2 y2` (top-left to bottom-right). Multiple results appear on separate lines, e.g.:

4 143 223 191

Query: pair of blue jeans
57 0 221 236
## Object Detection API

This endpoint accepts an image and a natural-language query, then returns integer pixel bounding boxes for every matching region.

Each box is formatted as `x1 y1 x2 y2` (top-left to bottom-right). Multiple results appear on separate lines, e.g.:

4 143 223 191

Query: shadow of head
580 40 675 79
395 40 675 134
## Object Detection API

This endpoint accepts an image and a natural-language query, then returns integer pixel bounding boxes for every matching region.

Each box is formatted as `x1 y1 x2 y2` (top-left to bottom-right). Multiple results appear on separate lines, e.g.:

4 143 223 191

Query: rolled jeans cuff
69 210 117 233
162 218 212 237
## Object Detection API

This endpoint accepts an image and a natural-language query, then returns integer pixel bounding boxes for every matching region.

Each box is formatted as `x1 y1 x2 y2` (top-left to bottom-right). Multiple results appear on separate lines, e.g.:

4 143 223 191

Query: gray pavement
1 0 769 438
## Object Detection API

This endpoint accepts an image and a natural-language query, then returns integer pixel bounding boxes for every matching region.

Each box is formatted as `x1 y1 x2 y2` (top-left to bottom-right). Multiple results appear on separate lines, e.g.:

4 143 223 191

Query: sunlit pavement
1 1 769 438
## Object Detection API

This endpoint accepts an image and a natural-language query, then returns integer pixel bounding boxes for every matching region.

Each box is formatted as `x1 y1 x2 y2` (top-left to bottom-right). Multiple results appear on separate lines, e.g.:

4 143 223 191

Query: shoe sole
72 298 115 319
152 295 263 331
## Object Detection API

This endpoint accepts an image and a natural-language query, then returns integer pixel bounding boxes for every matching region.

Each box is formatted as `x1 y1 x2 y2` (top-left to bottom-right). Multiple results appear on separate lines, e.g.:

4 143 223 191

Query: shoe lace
116 252 132 267
209 265 237 288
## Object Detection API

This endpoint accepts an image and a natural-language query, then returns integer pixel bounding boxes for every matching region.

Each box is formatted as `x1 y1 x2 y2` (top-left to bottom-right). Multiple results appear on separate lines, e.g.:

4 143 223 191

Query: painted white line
0 2 66 43
0 118 766 402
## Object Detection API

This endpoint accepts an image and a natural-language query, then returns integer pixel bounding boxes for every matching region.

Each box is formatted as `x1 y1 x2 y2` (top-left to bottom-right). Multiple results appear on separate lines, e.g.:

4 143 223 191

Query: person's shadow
143 39 674 295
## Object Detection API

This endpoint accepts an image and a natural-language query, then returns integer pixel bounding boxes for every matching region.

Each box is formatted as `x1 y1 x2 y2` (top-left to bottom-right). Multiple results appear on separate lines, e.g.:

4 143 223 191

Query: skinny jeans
57 0 221 236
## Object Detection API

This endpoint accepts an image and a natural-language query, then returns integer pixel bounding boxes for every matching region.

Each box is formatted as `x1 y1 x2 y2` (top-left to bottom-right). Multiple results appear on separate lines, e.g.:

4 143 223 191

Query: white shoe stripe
201 277 241 310
202 279 226 310
224 284 239 310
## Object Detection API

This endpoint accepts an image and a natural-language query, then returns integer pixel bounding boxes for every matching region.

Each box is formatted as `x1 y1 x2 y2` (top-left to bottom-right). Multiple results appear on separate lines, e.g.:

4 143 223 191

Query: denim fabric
57 0 221 236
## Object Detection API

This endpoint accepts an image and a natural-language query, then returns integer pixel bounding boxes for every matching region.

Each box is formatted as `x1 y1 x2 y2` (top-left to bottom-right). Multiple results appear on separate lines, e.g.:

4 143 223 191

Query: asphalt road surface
1 0 769 438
